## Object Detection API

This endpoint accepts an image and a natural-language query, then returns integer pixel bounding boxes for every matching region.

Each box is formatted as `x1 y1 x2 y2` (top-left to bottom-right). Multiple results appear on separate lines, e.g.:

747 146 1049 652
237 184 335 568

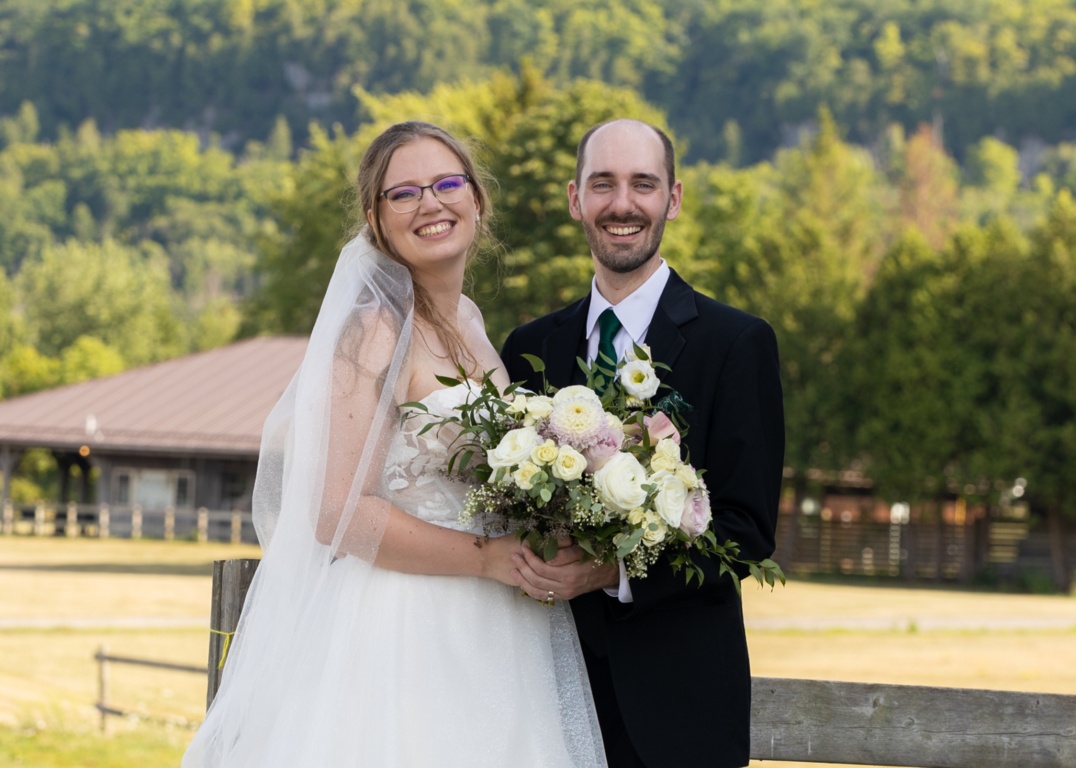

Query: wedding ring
545 590 555 607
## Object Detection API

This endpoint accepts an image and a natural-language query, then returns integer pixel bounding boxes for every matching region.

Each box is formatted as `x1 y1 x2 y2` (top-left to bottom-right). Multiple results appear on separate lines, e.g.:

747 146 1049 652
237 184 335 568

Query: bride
183 122 606 767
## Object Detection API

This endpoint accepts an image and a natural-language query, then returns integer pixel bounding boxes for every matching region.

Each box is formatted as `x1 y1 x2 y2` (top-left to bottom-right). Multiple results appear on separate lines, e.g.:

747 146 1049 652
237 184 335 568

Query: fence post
164 506 175 541
98 643 110 734
206 559 260 710
2 500 11 534
65 501 78 537
98 504 110 539
34 503 47 536
230 511 242 545
197 507 208 543
131 504 142 540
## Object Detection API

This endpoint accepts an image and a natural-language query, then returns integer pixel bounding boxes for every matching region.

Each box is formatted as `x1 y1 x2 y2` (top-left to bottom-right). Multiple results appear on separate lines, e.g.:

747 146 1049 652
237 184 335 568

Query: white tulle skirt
183 549 606 767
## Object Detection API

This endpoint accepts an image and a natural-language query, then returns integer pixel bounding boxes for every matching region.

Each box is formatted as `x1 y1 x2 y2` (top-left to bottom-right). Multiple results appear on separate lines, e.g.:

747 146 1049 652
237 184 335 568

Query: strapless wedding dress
183 384 606 767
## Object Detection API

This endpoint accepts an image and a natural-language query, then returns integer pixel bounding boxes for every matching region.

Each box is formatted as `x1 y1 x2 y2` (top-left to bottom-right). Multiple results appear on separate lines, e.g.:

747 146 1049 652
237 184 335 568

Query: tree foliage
2 0 1076 166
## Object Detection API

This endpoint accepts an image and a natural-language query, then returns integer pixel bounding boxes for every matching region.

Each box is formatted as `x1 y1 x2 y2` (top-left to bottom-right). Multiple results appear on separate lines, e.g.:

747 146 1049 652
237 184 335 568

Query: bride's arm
315 309 522 585
370 499 523 584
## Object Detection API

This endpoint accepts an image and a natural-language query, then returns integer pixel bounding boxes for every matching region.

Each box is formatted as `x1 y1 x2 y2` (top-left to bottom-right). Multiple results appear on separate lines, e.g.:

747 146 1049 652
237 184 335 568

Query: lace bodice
384 383 478 531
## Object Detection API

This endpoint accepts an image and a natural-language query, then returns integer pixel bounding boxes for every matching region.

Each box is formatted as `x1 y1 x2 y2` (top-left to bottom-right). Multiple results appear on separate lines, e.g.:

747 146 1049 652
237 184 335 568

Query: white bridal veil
183 233 606 767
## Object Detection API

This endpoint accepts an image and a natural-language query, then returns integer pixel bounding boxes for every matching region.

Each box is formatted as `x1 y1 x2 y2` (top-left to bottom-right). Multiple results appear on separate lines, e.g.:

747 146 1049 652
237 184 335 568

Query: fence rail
94 644 206 733
1 500 254 544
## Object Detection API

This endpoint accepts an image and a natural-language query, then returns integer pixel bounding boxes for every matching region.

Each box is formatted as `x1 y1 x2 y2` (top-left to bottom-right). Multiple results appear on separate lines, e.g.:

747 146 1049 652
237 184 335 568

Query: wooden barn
0 336 306 535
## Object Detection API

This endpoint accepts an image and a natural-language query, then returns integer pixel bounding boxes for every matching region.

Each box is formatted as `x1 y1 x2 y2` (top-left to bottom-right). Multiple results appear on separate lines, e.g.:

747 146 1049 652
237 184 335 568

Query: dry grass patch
3 537 1074 768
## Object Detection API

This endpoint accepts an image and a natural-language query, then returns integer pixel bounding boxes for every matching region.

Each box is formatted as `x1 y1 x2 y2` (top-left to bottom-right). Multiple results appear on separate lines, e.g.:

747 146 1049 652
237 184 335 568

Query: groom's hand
514 544 618 601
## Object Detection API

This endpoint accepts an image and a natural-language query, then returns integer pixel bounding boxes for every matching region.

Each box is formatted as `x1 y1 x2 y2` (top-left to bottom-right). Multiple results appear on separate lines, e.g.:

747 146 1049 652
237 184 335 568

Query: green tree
15 239 185 365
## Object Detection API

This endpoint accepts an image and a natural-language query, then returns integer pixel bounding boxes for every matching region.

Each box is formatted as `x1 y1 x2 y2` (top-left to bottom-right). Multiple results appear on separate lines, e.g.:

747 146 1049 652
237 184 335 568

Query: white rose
512 461 541 490
675 464 699 490
649 437 681 472
525 396 554 420
619 359 660 399
552 445 587 482
641 511 668 547
531 439 559 465
593 452 649 514
487 427 540 470
652 470 688 528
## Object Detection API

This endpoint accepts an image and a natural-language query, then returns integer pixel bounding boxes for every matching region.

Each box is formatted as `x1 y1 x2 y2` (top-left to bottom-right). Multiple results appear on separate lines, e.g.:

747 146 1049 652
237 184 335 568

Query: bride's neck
414 269 463 325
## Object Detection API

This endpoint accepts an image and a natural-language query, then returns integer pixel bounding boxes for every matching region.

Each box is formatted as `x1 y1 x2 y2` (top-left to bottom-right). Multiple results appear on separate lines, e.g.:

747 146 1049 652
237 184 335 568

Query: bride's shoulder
457 295 485 327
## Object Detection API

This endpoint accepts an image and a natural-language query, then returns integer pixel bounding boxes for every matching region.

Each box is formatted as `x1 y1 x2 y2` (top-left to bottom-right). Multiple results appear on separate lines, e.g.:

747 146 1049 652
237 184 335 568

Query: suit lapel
542 270 696 387
543 296 590 388
645 269 696 372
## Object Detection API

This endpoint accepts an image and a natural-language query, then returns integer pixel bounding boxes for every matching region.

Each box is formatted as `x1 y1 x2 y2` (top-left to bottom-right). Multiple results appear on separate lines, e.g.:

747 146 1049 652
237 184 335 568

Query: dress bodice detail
384 383 477 531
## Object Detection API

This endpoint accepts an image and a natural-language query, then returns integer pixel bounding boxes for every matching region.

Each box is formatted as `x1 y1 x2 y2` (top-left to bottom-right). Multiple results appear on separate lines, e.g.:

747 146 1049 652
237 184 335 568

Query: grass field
1 536 1074 767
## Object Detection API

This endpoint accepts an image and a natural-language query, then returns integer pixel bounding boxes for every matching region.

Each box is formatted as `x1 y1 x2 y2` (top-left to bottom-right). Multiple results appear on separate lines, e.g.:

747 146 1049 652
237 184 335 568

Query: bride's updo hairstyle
357 121 494 373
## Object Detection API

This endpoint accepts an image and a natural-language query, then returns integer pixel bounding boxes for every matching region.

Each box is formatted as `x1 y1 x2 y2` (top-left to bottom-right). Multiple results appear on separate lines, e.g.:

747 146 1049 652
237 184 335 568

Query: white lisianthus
506 394 528 416
649 437 681 473
641 511 668 547
625 342 652 362
487 427 540 470
552 445 587 481
593 452 649 513
651 470 688 528
512 461 541 490
531 439 560 465
549 391 607 447
675 464 699 490
619 359 660 399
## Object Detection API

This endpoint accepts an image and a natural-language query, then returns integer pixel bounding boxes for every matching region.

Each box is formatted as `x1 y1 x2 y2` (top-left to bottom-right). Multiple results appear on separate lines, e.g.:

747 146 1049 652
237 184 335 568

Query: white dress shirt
584 260 671 602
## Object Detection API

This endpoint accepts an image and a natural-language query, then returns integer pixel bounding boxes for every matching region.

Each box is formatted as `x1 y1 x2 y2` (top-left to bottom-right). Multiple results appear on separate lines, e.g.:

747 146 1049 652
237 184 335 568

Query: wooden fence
205 559 1076 766
1 500 254 544
774 511 1075 589
94 644 206 734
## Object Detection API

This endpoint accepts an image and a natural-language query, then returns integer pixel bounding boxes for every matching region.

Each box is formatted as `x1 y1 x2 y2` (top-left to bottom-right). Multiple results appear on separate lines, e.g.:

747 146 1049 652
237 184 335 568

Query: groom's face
568 121 682 275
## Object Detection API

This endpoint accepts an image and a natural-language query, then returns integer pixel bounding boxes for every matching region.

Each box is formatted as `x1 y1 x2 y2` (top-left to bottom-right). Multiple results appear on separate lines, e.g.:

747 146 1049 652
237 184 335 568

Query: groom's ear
567 181 582 221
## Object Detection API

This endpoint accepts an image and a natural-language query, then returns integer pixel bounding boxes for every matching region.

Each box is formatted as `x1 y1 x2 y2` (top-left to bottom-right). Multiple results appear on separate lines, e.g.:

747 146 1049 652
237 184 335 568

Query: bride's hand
515 545 619 601
478 534 526 588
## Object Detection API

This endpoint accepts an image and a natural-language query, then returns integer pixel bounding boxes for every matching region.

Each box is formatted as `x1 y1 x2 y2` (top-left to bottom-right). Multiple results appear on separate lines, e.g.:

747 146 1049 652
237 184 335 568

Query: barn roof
0 336 307 457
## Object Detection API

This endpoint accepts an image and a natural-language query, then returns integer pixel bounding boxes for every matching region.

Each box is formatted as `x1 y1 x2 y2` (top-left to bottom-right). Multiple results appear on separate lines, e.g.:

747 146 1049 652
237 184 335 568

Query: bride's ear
365 209 381 243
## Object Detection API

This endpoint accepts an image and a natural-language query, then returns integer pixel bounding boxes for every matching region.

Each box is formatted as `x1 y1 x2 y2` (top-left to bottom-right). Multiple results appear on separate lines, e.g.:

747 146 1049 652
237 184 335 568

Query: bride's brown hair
356 121 495 374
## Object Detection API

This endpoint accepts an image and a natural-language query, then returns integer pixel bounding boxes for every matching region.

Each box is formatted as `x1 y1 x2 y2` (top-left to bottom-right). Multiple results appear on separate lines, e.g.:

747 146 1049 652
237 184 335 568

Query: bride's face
369 137 480 273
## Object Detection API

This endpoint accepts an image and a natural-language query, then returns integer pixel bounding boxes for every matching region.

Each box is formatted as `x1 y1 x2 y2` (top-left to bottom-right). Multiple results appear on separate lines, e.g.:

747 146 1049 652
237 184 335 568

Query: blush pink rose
679 488 712 537
645 412 681 445
583 432 621 472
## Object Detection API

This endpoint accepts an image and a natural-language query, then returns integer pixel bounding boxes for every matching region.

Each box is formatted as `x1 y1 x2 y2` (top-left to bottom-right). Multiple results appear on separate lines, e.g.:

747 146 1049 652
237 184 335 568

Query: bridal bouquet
404 346 783 592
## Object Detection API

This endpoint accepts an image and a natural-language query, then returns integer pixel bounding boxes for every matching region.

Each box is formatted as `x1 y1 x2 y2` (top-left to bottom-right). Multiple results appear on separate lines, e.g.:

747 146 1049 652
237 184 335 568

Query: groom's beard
582 206 670 275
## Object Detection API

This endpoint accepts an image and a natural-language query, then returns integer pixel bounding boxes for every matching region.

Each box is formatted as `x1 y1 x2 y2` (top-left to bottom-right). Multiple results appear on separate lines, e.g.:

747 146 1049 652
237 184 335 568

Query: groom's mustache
597 214 649 227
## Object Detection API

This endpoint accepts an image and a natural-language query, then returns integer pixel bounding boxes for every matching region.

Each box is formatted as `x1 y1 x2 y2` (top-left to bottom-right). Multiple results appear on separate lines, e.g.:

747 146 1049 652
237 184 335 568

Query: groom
501 119 785 768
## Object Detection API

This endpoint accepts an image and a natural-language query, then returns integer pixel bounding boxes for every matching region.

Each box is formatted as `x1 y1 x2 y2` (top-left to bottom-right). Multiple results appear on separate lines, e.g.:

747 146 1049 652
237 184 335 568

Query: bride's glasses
380 174 472 213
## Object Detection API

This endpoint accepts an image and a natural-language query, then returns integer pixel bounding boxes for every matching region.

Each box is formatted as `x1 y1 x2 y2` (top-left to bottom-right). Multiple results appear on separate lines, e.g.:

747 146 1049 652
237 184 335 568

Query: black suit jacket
501 269 784 767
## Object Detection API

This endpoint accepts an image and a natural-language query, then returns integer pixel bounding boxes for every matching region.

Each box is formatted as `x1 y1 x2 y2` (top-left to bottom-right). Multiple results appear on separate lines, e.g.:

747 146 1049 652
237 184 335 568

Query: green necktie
596 308 622 391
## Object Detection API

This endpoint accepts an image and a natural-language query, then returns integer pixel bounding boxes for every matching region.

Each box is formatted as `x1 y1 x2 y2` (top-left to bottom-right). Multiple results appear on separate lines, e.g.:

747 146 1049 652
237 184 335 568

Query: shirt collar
585 260 671 342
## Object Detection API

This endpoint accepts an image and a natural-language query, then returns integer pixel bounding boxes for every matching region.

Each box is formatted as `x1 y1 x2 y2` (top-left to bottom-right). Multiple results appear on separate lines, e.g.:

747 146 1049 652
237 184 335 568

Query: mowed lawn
1 536 1074 768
